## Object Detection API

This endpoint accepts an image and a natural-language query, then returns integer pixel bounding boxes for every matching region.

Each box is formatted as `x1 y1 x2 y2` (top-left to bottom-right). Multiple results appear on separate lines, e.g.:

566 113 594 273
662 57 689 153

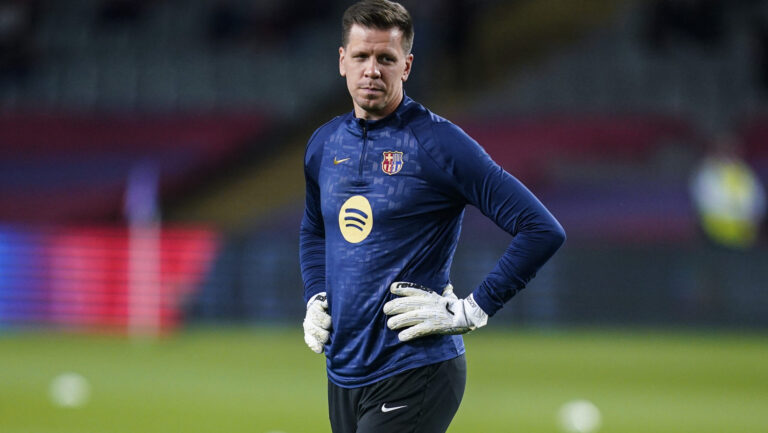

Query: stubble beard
356 94 387 118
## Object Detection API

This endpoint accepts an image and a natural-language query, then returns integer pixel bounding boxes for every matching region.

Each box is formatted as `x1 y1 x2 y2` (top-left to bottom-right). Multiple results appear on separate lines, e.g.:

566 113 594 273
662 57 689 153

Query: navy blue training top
300 95 565 388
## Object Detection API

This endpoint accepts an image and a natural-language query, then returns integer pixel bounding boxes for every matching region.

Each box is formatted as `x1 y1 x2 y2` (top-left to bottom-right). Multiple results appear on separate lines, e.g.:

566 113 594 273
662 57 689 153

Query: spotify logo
338 195 373 243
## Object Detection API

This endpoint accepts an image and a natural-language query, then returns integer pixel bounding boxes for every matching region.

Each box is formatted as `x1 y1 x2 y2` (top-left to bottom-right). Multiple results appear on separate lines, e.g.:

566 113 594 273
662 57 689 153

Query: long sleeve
299 137 326 304
429 122 566 316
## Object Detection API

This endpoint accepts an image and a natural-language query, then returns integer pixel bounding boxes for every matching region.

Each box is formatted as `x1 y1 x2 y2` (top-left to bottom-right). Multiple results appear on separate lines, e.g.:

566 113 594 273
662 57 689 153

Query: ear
402 53 413 82
339 46 346 77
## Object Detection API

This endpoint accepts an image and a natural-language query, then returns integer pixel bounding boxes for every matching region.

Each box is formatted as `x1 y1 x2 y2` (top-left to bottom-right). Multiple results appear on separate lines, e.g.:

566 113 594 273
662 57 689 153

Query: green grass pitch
1 327 767 433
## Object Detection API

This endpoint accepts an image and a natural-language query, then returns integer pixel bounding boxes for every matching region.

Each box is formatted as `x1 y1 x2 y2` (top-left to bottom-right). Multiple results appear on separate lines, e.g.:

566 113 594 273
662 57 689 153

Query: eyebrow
349 47 399 57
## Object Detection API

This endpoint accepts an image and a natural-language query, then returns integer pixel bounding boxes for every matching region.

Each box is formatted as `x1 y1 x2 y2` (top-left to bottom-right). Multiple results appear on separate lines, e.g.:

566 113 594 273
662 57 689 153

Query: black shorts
328 355 466 433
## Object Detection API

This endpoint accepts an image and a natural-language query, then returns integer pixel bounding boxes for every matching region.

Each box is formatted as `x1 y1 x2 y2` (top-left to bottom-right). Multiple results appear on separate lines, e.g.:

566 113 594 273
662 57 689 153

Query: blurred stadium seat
0 112 271 222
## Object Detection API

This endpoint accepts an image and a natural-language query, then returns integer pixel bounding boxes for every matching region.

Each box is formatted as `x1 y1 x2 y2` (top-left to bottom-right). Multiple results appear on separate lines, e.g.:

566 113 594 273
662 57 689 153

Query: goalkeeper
300 1 565 432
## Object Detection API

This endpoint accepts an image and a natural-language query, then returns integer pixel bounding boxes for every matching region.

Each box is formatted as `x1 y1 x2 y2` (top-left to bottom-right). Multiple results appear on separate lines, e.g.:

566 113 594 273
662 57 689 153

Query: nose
364 58 381 79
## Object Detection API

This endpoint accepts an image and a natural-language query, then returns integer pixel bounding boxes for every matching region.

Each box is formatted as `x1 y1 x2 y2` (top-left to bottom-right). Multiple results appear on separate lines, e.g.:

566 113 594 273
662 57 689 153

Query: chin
358 100 385 112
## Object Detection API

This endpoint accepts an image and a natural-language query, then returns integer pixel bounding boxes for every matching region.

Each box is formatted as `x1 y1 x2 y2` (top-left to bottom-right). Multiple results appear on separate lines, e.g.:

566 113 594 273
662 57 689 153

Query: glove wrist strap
307 291 327 309
465 294 489 329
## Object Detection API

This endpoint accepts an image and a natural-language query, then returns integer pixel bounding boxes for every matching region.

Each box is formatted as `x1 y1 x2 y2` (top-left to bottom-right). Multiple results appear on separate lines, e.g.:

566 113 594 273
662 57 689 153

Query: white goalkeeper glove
303 292 331 353
383 282 488 342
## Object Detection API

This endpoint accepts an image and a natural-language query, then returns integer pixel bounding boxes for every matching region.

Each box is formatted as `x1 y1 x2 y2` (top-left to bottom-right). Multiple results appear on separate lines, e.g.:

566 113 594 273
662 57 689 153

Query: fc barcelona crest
381 151 404 175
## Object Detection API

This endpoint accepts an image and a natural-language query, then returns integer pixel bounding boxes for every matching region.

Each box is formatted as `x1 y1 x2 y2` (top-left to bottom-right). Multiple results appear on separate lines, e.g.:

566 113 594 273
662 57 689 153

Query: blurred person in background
299 1 565 432
686 132 765 324
690 132 766 249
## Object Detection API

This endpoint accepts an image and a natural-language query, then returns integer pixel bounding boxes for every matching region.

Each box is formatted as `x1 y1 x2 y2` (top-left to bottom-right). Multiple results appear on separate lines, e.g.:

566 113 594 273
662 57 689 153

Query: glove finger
397 322 437 342
306 320 330 343
383 297 434 315
387 310 434 330
308 307 332 329
303 316 329 340
389 282 434 297
304 333 323 353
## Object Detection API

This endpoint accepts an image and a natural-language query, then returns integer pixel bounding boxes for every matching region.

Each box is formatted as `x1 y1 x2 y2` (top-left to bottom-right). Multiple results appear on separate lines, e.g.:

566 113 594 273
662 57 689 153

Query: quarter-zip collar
344 92 413 137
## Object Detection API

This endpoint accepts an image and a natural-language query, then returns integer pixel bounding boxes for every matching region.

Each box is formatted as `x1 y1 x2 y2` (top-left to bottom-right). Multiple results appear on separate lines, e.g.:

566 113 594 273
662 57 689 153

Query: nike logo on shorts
381 403 408 413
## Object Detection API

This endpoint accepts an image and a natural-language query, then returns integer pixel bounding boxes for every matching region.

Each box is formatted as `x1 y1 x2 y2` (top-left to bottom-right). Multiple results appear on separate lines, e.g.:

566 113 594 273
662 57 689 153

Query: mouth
360 85 384 93
360 88 384 100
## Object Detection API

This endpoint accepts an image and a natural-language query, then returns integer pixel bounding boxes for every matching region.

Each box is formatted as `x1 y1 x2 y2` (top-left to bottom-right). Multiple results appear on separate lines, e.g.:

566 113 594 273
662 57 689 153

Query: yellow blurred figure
690 136 766 249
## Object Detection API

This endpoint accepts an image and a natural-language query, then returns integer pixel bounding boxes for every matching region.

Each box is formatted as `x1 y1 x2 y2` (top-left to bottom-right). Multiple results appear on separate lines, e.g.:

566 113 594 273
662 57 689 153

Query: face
339 24 413 121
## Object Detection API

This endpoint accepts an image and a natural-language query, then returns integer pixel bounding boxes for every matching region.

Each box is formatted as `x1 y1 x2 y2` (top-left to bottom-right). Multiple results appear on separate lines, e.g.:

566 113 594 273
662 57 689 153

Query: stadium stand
0 111 271 222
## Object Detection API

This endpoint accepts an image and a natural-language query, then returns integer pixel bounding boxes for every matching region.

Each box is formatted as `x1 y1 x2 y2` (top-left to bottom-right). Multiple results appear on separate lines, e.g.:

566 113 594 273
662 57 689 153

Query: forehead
346 24 405 54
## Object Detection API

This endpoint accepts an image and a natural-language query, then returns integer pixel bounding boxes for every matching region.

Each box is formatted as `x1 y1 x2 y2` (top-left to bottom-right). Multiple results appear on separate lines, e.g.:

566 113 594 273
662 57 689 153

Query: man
299 1 565 432
690 133 766 249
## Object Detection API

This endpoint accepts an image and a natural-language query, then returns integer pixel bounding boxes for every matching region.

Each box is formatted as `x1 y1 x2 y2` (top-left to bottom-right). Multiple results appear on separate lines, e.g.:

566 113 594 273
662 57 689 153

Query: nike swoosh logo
334 157 351 165
381 403 408 413
445 303 455 316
